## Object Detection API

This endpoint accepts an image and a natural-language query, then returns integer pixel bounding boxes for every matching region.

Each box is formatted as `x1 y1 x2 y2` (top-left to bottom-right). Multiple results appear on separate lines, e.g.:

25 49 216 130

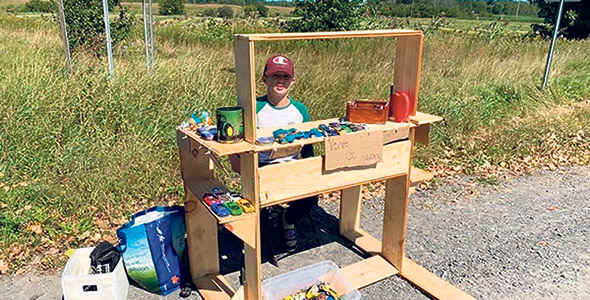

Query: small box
61 247 129 300
262 261 361 300
346 99 389 124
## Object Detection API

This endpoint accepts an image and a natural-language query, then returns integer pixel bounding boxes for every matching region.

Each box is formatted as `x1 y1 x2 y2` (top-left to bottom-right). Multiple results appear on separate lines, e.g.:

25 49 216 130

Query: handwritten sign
324 130 383 171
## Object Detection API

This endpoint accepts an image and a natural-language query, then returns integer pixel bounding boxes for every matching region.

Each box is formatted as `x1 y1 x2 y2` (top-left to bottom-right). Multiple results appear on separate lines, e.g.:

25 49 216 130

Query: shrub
202 8 216 17
287 0 363 32
63 0 134 53
23 0 56 13
217 6 234 19
158 0 184 16
243 3 268 18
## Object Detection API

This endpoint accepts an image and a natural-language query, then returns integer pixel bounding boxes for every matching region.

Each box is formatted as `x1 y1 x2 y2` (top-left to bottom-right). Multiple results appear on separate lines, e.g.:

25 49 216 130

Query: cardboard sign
324 131 383 171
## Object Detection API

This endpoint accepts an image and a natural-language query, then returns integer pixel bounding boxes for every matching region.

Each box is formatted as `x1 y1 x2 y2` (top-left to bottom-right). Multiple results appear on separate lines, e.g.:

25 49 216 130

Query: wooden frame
177 30 473 300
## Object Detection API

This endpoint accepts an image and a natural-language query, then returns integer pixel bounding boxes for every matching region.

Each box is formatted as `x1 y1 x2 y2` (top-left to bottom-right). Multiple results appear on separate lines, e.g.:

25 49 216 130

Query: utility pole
56 0 71 74
102 0 114 76
542 0 566 90
142 0 150 73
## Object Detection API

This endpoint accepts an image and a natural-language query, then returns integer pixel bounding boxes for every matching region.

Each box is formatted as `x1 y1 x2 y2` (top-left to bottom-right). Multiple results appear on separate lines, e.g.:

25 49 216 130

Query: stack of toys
181 111 217 141
202 188 255 218
258 121 368 145
281 282 342 300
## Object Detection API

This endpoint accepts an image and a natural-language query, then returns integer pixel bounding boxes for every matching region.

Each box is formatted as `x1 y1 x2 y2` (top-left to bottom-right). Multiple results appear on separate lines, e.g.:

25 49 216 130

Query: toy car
228 192 242 202
223 202 243 216
211 202 230 217
236 199 255 213
202 193 220 206
211 187 224 197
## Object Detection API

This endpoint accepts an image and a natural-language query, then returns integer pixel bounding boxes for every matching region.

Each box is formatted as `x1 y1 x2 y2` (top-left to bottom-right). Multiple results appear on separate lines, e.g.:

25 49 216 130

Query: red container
390 92 412 123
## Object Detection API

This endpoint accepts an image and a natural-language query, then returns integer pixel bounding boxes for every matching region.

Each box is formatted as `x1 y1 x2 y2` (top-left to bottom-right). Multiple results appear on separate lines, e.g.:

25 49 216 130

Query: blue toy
211 202 230 217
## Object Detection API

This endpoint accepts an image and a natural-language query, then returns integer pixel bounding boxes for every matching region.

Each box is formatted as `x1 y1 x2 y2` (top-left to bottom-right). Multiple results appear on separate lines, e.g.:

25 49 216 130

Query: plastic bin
61 247 129 300
262 261 361 300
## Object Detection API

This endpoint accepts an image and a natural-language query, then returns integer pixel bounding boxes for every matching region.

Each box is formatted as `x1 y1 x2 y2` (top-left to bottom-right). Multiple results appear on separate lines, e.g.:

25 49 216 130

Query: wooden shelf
185 179 256 225
178 128 254 156
237 29 422 41
410 112 443 126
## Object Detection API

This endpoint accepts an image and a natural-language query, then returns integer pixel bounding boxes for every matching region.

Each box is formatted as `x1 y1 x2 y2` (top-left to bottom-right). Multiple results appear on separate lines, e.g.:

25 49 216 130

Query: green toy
223 202 243 216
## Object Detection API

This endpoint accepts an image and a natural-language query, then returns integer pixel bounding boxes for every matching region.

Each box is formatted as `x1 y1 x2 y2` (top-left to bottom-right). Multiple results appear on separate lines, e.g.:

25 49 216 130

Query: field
0 10 589 273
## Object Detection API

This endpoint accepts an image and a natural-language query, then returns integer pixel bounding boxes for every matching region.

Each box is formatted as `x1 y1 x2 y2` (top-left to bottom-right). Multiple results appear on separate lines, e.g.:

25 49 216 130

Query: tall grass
0 15 589 271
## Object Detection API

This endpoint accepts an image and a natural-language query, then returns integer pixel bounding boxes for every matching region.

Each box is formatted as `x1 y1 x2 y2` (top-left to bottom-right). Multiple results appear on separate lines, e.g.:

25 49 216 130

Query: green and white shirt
256 95 312 164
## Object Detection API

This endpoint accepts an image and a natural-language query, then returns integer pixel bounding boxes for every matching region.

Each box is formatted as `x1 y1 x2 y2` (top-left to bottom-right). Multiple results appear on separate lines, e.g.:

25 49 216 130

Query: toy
310 128 324 138
190 112 202 125
212 188 223 197
256 136 275 145
273 128 297 144
223 202 243 216
211 202 230 217
236 199 255 213
200 111 212 126
228 192 242 202
202 193 221 206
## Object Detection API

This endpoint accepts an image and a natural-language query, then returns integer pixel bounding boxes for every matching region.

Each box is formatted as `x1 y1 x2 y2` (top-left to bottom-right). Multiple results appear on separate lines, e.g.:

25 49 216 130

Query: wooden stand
176 30 474 300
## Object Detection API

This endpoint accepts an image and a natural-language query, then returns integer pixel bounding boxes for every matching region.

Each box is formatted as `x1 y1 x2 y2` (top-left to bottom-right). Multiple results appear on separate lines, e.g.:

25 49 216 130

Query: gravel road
1 165 588 300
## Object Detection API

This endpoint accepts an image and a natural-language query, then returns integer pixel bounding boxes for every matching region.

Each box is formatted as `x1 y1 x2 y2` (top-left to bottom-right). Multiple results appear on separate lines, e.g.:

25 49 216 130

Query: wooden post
185 192 220 279
240 152 262 300
339 186 362 234
234 38 257 144
394 34 423 115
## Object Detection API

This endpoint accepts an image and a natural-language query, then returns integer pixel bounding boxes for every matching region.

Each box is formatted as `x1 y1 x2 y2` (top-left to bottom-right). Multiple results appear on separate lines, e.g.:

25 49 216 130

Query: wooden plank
341 228 382 255
223 216 256 248
414 123 430 146
381 174 410 270
185 180 256 225
410 111 443 125
259 140 411 207
230 286 244 300
240 152 262 300
179 128 254 157
195 274 236 300
178 130 215 182
237 29 422 41
401 257 476 300
394 34 423 115
410 166 434 187
340 256 399 289
185 192 220 280
339 186 362 235
235 38 257 144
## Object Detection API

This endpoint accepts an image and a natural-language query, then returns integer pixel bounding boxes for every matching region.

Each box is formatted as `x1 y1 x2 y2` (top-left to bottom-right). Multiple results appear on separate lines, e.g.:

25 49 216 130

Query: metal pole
148 0 155 67
102 0 114 76
142 0 150 73
516 1 520 18
542 0 565 90
56 0 71 74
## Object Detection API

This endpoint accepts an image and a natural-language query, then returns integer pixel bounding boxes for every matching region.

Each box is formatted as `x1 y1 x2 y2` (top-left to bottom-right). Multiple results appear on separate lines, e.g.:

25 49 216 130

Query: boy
230 55 317 252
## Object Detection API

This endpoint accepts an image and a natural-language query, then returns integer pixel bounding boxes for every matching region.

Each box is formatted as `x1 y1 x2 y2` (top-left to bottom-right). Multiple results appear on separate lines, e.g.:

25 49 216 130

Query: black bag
89 241 120 274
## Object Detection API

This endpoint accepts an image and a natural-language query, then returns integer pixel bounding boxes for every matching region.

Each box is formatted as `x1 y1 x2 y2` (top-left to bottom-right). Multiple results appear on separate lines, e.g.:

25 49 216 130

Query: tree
217 6 234 18
63 0 134 53
243 2 268 18
288 0 363 32
530 0 590 39
159 0 185 15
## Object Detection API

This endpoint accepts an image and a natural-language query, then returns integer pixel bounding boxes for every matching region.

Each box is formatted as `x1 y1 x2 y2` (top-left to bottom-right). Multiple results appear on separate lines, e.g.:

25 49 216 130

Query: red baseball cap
263 55 294 78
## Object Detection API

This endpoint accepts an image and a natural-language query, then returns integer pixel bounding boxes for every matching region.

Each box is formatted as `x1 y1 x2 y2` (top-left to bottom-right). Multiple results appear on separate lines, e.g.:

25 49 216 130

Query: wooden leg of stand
185 190 220 280
241 152 262 300
381 174 410 270
339 186 362 235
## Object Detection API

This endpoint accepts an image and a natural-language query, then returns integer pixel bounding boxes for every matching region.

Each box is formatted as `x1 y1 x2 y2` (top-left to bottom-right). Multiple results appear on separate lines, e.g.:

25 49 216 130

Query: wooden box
346 99 390 124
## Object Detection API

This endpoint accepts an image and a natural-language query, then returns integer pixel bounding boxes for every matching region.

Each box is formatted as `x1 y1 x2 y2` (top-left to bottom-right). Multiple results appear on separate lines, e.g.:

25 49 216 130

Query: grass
0 13 589 273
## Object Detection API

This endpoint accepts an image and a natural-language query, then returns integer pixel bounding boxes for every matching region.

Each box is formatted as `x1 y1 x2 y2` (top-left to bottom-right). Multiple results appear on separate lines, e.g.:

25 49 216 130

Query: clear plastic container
262 260 361 300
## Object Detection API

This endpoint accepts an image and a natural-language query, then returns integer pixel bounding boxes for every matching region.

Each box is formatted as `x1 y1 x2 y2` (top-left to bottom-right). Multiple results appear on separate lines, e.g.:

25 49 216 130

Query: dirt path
1 166 588 300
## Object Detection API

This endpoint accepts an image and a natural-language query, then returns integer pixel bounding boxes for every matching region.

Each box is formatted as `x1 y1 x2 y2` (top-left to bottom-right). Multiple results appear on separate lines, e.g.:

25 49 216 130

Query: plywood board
394 35 423 115
237 29 422 41
185 192 220 280
235 38 257 144
410 166 434 186
340 256 400 289
179 128 254 156
324 131 383 171
341 228 382 255
339 186 362 234
259 140 411 206
185 180 256 225
410 111 443 125
382 174 410 270
401 257 476 300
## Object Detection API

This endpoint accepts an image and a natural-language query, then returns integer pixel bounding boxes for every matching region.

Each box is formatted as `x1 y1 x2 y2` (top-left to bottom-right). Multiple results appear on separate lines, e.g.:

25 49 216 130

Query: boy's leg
284 196 319 225
283 196 319 252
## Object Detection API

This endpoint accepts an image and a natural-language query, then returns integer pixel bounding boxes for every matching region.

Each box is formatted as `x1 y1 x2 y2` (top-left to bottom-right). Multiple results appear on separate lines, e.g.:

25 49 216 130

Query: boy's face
263 72 295 99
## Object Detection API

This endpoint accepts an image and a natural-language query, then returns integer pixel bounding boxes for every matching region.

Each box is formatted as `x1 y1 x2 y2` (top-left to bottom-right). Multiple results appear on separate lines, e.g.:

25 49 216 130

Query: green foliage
202 8 217 17
23 0 56 13
288 0 363 32
243 3 268 18
158 0 185 16
63 0 134 53
530 0 590 39
217 6 234 19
